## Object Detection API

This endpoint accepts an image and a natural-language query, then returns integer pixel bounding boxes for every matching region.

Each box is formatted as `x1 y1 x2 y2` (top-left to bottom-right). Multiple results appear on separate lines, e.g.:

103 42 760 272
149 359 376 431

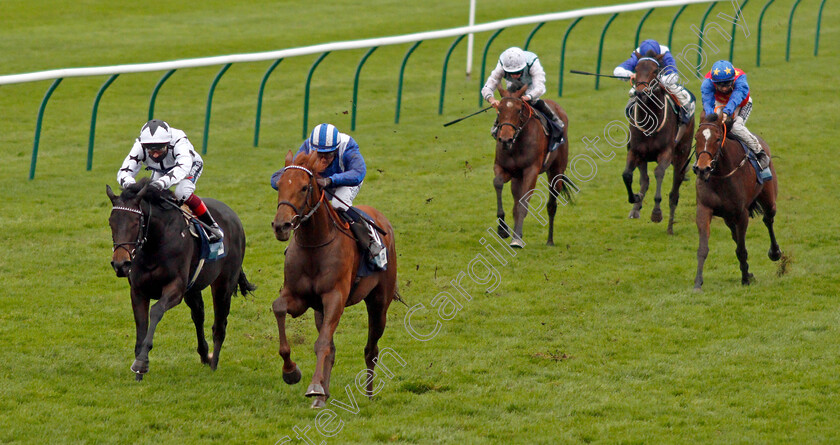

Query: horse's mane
702 113 719 124
121 177 176 205
292 150 325 176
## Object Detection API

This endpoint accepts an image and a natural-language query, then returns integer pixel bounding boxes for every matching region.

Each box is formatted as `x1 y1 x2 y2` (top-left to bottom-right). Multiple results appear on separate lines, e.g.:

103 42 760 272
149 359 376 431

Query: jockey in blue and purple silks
700 60 770 178
614 39 696 131
270 123 383 265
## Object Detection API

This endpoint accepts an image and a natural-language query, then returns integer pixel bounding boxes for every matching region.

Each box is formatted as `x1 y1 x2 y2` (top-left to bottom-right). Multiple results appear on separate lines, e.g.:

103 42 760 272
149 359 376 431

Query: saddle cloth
350 207 387 277
733 138 771 184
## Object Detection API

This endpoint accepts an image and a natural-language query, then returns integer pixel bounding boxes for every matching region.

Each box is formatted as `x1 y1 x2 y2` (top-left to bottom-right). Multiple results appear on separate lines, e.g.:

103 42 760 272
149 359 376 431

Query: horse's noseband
276 165 322 229
111 204 150 259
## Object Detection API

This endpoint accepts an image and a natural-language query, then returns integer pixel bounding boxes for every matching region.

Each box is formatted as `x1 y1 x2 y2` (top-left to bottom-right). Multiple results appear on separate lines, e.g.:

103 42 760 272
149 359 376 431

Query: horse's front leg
694 205 713 290
727 212 753 285
272 287 308 386
650 154 671 223
509 167 539 248
622 153 643 218
130 290 150 380
306 290 345 407
131 281 185 379
493 166 512 239
308 310 335 409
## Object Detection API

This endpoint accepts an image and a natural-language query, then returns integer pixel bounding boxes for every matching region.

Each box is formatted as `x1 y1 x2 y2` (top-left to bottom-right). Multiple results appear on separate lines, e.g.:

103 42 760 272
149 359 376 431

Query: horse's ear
106 184 117 204
634 51 642 59
497 85 507 97
515 84 528 97
655 53 664 61
284 150 294 167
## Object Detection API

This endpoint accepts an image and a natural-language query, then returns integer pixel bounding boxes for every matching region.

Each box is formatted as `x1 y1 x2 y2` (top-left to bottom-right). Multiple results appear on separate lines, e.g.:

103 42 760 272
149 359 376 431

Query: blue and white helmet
710 60 736 82
309 123 341 153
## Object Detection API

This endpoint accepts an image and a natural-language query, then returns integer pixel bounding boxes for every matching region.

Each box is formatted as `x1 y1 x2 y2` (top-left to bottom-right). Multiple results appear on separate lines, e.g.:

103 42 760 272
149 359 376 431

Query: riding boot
339 209 382 262
533 99 565 149
197 210 224 243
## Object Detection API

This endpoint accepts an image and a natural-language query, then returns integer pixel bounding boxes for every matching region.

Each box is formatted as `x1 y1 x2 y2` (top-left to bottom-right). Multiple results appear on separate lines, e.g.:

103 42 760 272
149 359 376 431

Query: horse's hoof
283 365 302 385
497 225 510 239
131 359 149 375
742 273 755 285
628 210 640 219
693 286 703 292
509 238 525 249
769 248 782 262
651 209 663 223
667 226 674 235
546 240 554 247
135 373 144 381
310 397 327 409
305 383 326 397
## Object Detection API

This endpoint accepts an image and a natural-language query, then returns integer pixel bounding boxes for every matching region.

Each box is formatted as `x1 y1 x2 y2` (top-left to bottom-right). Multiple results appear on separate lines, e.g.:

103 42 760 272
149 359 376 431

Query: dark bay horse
622 54 693 234
692 113 781 290
270 151 398 408
493 85 571 247
107 178 255 380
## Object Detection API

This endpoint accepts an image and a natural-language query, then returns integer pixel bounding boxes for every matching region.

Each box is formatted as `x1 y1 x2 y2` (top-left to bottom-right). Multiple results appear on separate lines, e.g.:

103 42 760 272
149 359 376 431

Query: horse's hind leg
650 156 669 223
208 280 234 370
184 289 210 365
272 288 307 386
363 286 393 398
667 156 688 235
758 182 781 261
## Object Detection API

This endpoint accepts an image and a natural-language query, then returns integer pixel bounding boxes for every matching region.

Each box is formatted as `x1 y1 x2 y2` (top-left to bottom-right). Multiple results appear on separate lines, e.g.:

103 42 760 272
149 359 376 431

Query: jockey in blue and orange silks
614 39 696 133
700 60 771 177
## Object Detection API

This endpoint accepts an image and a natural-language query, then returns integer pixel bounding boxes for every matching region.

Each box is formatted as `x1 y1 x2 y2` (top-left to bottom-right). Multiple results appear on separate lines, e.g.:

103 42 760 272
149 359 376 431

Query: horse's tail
555 174 578 205
748 199 766 219
236 268 257 297
393 286 408 307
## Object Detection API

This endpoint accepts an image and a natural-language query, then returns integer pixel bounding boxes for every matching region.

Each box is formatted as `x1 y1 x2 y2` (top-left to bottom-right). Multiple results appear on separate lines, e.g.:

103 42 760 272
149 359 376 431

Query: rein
111 202 152 259
496 97 534 145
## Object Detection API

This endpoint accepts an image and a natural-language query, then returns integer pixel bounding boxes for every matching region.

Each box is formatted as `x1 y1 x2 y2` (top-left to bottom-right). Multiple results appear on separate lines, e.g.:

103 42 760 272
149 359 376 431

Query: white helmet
139 119 172 146
500 47 527 73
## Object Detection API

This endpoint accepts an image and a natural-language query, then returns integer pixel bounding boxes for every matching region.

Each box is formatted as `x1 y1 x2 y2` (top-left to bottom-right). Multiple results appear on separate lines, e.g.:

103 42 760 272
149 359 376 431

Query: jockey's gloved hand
149 181 165 191
722 113 733 126
316 177 331 188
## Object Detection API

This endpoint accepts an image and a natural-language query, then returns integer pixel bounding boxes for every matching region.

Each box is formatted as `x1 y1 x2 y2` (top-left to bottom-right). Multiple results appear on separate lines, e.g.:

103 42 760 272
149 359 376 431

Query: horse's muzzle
111 260 130 277
271 219 292 241
693 164 711 182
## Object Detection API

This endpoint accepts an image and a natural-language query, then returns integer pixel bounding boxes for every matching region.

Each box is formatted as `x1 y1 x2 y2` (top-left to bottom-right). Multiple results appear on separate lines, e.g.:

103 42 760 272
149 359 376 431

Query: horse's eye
301 185 308 193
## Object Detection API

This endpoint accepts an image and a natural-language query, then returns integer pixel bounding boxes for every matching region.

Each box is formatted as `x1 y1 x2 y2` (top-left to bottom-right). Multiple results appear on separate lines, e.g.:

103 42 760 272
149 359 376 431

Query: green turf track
1 0 838 443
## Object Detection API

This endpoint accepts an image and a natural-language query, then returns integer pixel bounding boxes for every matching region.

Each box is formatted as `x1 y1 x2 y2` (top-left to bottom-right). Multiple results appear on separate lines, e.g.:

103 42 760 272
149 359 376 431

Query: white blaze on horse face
505 101 514 108
701 128 711 153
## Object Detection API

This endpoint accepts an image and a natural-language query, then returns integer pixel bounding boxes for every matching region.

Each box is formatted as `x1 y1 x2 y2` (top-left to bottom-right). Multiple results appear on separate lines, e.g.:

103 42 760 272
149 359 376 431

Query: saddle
732 137 772 184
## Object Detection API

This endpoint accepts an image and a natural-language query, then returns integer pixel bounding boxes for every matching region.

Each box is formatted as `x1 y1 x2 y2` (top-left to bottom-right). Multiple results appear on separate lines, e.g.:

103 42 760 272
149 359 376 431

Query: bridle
276 165 323 230
633 57 662 92
695 121 747 178
111 202 151 260
496 97 534 146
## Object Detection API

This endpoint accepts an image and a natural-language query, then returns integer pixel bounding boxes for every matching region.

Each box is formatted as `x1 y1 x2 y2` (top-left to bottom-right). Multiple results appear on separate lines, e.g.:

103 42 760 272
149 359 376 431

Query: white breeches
717 98 760 153
329 184 361 211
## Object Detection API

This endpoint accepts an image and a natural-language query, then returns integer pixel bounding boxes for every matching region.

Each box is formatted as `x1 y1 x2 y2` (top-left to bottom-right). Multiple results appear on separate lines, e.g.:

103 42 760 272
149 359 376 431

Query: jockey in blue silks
270 123 382 262
701 59 771 178
614 39 696 132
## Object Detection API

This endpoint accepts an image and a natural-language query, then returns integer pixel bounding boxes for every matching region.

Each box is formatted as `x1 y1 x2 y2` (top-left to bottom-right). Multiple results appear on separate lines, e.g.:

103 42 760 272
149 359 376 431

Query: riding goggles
714 80 734 88
142 143 169 152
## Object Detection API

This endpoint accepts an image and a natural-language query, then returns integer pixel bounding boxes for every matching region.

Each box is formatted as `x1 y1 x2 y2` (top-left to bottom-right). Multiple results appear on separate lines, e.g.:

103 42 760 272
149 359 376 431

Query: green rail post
558 17 583 97
635 8 655 47
478 28 505 107
29 78 63 180
87 74 119 171
667 5 688 49
786 0 803 61
352 47 378 130
254 58 283 147
523 22 545 50
439 36 465 115
303 52 331 138
729 0 750 61
757 0 776 66
202 63 231 155
149 69 175 120
696 3 717 71
595 13 619 90
395 42 422 124
815 0 827 56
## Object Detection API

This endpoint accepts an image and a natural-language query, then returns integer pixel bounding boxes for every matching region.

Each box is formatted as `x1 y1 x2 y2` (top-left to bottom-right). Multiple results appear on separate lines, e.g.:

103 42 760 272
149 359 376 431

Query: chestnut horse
107 178 255 380
622 54 693 234
692 113 781 290
493 85 571 247
270 151 398 408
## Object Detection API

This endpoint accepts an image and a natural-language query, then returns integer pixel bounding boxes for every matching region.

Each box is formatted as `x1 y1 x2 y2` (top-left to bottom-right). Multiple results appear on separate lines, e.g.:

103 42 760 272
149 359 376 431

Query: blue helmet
638 39 661 57
710 60 736 82
309 123 341 153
